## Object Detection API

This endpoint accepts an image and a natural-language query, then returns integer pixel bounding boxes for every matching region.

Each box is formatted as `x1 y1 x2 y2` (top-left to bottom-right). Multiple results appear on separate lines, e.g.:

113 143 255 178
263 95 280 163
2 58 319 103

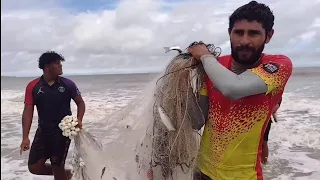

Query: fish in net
70 42 221 180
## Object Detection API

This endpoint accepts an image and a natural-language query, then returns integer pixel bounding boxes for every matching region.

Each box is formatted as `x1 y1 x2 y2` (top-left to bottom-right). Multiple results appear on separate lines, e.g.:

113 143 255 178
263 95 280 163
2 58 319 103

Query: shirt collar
40 75 61 85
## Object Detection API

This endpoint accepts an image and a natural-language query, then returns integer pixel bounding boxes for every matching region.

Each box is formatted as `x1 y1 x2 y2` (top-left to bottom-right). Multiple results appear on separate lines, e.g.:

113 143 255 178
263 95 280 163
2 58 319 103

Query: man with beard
189 1 292 180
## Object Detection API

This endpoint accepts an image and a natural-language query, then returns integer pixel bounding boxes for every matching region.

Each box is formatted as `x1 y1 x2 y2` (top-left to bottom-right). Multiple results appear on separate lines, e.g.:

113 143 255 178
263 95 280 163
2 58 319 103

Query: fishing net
70 42 221 180
149 54 206 178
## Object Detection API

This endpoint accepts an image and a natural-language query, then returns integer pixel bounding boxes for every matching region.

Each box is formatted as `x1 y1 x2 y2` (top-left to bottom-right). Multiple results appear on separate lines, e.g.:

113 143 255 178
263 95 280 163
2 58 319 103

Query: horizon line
2 66 320 78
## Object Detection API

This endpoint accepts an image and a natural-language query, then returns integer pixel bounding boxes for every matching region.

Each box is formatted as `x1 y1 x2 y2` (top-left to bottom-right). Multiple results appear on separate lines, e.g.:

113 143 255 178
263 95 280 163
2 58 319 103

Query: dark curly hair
228 1 275 35
38 51 65 69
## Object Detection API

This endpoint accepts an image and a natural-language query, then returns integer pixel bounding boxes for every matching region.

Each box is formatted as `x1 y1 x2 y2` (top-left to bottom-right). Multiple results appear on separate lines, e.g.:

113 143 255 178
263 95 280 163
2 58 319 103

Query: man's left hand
76 119 83 129
188 41 212 60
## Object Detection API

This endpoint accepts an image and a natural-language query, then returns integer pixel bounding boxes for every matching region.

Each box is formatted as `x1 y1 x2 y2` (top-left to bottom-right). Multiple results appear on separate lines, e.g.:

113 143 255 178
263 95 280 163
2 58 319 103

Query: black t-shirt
24 76 81 131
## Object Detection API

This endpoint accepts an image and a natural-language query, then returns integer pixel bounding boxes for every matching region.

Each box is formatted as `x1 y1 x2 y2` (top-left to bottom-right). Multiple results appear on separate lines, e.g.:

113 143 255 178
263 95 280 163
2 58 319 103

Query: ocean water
1 68 320 180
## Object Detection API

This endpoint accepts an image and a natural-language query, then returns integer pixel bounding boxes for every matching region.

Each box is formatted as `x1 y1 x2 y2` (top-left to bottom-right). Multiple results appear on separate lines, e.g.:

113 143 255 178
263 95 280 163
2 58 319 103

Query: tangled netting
70 42 221 180
71 131 106 180
151 56 206 178
147 42 221 179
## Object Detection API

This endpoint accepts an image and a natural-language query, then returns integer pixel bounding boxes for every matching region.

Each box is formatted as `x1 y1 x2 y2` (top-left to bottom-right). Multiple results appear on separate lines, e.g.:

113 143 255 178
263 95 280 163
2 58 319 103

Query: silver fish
163 46 182 53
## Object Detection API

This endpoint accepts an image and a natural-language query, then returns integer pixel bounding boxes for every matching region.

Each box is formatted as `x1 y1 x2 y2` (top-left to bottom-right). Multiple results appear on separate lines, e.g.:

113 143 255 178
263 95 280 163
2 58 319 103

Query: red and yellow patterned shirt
197 54 292 180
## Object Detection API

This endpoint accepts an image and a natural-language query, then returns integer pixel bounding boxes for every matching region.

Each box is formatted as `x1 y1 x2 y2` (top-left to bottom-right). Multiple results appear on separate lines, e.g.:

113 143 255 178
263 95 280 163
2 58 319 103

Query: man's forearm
22 115 32 139
77 102 86 121
200 55 268 100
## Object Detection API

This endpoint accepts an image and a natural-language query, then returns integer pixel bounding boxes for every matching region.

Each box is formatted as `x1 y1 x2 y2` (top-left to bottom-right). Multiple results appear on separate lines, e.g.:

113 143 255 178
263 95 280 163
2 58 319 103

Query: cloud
1 0 320 76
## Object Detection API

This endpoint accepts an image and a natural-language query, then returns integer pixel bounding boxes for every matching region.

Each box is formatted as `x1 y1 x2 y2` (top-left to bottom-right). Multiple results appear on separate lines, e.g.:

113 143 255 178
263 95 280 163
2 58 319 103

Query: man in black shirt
20 51 86 180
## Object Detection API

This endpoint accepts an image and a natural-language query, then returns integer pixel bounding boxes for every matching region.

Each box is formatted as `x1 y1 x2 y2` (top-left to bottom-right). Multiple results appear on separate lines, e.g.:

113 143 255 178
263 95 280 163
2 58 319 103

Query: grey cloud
1 0 319 76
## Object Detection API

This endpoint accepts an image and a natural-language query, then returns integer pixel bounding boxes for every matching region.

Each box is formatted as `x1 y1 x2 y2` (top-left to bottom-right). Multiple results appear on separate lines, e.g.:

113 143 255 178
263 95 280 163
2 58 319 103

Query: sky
1 0 320 77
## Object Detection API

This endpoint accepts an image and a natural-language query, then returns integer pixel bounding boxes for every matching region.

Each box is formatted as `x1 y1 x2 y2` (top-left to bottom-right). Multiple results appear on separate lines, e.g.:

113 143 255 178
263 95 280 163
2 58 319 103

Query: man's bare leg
29 160 72 180
28 160 54 175
66 169 73 180
52 165 73 180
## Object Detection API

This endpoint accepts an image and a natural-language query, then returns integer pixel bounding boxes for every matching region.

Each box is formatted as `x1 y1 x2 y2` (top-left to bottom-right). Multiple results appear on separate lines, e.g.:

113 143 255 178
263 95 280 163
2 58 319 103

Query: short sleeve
68 80 81 99
249 55 293 95
61 77 82 99
24 79 39 105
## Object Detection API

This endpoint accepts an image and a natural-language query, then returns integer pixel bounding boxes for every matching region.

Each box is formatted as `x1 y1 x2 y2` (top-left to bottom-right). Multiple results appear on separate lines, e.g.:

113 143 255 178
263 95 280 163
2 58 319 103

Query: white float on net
59 115 81 140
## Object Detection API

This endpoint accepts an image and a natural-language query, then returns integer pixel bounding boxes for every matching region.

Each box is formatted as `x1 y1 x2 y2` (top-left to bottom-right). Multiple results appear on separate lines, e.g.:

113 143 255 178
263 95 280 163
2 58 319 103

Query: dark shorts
193 171 212 180
28 127 71 167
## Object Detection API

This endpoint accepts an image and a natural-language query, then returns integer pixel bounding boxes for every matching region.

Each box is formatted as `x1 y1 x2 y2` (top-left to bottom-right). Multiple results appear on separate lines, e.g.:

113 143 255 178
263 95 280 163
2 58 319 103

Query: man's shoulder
59 76 76 87
262 54 292 64
26 77 41 89
260 54 293 74
59 76 74 83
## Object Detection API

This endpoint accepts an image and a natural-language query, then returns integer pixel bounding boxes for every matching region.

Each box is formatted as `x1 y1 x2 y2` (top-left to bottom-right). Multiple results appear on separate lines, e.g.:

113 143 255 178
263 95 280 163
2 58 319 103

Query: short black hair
38 51 65 69
228 1 275 34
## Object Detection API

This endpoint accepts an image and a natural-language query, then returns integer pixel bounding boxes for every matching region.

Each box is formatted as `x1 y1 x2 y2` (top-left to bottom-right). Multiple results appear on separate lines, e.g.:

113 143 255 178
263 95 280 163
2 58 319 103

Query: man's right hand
20 138 30 155
188 41 212 61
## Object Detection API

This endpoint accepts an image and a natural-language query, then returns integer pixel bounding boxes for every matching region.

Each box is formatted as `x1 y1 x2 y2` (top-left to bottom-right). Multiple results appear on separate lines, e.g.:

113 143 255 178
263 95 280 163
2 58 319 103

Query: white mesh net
70 43 221 180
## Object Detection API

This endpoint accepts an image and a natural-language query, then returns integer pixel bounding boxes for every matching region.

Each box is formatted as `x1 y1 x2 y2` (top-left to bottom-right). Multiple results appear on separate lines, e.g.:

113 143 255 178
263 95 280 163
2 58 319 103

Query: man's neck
231 57 262 74
43 74 57 84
